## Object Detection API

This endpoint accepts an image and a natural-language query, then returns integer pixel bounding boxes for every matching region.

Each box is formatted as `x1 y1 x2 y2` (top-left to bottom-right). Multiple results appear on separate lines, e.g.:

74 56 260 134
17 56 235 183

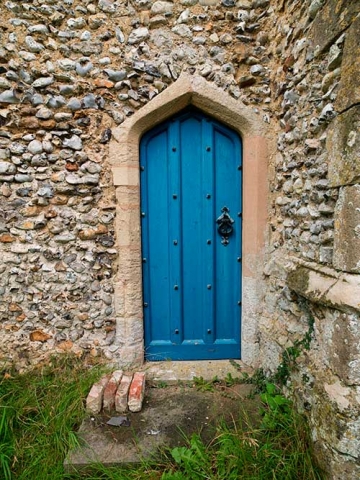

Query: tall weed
0 355 105 479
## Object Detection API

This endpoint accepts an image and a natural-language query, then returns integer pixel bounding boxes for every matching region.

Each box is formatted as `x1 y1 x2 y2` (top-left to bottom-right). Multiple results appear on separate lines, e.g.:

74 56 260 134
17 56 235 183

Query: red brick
86 374 110 414
128 372 146 413
103 370 123 412
115 374 132 413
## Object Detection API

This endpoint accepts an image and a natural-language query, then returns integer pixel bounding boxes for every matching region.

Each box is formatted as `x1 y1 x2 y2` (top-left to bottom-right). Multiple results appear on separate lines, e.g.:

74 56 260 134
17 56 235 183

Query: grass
0 355 106 480
0 356 323 480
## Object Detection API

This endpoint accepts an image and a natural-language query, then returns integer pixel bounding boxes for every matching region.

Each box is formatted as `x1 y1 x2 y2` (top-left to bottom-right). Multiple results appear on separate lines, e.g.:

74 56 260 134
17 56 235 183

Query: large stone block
335 14 360 112
309 380 360 477
310 0 360 53
314 308 360 385
286 258 360 314
333 185 360 273
328 106 360 187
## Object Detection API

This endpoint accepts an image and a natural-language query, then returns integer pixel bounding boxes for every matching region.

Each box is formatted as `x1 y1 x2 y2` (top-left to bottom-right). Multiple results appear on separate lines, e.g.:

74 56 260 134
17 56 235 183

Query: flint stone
31 94 44 106
54 113 72 122
128 28 149 45
67 98 82 110
58 31 76 40
58 59 76 71
82 94 98 109
151 1 174 14
32 77 55 88
172 25 192 38
10 143 26 155
81 31 91 41
0 149 9 160
15 174 33 182
328 44 342 71
0 162 15 174
238 75 256 87
36 108 53 119
54 233 76 243
115 27 125 43
72 42 103 56
60 85 76 96
328 106 360 187
38 186 54 198
47 96 66 109
0 89 20 104
19 70 32 84
199 0 218 4
67 17 86 29
19 51 36 62
333 185 360 273
25 36 44 53
0 78 12 90
103 69 126 82
28 24 49 35
63 135 82 151
76 61 93 77
27 140 43 154
98 0 117 13
250 64 264 75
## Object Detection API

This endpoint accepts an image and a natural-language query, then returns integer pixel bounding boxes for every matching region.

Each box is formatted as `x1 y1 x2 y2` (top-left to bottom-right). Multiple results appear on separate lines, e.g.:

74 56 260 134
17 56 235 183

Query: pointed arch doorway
110 73 268 367
141 109 242 360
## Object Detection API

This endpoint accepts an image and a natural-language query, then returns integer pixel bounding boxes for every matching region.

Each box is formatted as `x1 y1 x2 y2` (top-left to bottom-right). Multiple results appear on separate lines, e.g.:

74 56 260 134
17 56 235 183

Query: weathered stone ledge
265 253 360 314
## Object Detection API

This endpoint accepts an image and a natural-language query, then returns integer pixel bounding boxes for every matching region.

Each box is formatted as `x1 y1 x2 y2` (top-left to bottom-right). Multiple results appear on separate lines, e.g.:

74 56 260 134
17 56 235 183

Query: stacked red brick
86 371 146 414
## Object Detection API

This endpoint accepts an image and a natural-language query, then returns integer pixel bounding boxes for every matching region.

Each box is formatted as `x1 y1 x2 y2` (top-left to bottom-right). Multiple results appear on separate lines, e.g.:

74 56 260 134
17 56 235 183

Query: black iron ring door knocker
216 206 234 246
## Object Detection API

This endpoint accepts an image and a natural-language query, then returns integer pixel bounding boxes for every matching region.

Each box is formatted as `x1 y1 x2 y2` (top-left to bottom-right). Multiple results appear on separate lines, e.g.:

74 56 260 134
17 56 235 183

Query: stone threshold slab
64 382 257 473
143 359 253 383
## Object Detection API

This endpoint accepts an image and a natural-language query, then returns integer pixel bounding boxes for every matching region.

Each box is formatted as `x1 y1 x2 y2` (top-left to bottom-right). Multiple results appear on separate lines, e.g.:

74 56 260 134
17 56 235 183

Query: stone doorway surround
109 73 270 367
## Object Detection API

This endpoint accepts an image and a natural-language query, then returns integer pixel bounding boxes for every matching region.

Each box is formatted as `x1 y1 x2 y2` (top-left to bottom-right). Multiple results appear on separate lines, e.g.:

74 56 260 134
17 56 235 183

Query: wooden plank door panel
141 109 242 360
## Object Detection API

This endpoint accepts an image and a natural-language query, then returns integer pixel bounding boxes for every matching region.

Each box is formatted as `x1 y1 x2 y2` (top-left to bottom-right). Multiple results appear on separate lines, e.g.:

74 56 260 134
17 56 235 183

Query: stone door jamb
109 73 269 367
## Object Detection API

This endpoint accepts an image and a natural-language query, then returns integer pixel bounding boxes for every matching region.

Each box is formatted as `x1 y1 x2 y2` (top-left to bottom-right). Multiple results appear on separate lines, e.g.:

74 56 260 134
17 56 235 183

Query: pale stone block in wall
327 106 360 187
333 185 360 273
314 308 360 385
309 381 360 478
310 0 360 53
115 186 140 205
113 166 139 187
335 14 360 112
116 318 144 347
286 258 360 314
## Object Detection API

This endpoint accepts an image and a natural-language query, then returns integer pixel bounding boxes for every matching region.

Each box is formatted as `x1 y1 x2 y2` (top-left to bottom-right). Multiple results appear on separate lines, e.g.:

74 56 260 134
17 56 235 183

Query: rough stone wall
259 1 360 478
0 0 359 477
0 0 275 369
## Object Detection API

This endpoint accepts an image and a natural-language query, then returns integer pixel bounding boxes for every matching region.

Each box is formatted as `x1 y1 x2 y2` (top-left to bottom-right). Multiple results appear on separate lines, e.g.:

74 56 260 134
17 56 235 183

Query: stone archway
109 73 270 367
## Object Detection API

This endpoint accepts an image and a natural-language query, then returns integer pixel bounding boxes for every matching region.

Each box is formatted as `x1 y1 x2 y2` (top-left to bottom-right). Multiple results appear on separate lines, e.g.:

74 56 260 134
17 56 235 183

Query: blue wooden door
141 109 242 360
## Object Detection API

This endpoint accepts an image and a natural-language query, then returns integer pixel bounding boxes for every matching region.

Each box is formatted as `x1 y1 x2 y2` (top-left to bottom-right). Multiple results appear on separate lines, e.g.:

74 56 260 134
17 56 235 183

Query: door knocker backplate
216 206 234 246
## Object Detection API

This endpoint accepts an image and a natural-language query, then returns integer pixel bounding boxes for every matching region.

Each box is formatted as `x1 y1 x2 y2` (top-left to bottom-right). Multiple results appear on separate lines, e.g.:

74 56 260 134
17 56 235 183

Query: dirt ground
64 382 261 472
